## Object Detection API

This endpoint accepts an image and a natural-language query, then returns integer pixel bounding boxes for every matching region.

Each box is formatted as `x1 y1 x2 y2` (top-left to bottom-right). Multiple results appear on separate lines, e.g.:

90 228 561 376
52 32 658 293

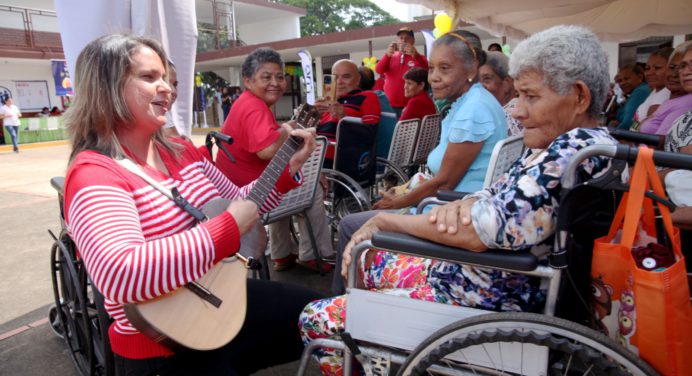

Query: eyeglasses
678 61 692 72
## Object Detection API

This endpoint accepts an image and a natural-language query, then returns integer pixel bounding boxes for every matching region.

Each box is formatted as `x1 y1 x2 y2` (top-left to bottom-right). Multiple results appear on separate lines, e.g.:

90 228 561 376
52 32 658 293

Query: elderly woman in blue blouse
299 25 617 376
329 30 508 296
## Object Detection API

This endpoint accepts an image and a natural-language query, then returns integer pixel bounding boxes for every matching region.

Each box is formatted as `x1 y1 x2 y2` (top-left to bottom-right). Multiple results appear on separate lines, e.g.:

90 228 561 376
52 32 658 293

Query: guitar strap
116 158 261 310
116 158 261 276
115 158 207 222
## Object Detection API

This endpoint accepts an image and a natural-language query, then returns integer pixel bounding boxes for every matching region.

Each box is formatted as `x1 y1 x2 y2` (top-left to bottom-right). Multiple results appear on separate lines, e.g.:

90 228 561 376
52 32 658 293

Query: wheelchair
319 117 378 241
299 144 690 375
48 177 115 376
45 129 323 375
320 116 425 238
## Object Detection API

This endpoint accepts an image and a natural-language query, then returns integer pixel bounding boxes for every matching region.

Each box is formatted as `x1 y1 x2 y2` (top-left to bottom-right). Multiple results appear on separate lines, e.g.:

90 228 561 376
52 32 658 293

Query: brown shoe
272 254 297 271
297 259 332 273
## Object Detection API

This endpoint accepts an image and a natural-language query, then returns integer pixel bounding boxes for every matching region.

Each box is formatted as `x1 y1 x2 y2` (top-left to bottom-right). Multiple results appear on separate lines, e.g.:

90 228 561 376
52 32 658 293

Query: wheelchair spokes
50 232 98 376
322 169 372 250
50 229 114 376
398 313 657 376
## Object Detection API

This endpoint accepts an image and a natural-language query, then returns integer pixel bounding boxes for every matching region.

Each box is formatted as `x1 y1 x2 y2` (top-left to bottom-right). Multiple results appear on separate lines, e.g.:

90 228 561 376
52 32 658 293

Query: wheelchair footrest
345 289 549 374
346 289 482 351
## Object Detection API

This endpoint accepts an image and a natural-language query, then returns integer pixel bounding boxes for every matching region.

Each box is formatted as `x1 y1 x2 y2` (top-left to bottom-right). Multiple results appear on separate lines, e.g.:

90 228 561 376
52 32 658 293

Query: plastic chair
416 134 525 212
375 111 398 160
482 134 525 187
410 114 441 169
375 118 420 191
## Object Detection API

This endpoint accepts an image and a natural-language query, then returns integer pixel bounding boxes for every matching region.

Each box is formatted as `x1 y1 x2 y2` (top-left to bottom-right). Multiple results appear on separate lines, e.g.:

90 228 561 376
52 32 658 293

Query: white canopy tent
54 0 197 137
399 0 692 42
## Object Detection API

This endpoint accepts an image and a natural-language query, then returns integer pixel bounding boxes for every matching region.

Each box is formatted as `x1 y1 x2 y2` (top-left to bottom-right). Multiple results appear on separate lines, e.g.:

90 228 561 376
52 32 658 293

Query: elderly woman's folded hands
427 198 478 234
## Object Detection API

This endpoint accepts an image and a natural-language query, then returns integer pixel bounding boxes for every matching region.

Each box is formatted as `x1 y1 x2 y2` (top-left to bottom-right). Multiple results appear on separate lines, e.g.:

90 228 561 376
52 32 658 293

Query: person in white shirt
633 47 674 126
0 97 22 152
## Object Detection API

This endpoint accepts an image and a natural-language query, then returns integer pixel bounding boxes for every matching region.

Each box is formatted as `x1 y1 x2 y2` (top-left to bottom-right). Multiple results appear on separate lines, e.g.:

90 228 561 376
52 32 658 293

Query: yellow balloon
434 13 452 33
362 57 369 65
369 56 377 64
433 28 441 39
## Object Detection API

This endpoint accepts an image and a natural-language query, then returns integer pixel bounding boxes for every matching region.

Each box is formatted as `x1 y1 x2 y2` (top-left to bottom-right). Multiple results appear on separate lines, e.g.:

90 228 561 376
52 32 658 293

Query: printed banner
421 29 435 60
51 60 73 96
298 49 315 105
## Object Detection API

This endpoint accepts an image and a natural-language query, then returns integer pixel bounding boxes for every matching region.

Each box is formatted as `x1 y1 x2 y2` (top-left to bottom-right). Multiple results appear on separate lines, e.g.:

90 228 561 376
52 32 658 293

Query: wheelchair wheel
375 157 409 197
50 231 115 376
397 312 658 376
92 289 116 376
322 168 371 231
50 232 97 375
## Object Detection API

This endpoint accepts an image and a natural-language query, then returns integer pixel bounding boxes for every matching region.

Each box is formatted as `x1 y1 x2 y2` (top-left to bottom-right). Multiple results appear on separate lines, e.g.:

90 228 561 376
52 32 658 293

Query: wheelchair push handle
205 131 236 163
563 144 692 190
610 129 664 149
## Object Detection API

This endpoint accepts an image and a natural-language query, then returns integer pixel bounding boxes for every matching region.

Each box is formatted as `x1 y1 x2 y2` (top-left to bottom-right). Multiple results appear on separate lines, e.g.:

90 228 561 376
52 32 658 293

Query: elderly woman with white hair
479 50 523 136
299 25 618 376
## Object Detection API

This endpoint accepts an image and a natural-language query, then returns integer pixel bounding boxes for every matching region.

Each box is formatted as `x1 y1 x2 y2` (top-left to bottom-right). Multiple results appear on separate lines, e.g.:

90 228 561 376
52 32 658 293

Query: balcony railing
0 5 63 53
197 25 246 53
0 3 250 56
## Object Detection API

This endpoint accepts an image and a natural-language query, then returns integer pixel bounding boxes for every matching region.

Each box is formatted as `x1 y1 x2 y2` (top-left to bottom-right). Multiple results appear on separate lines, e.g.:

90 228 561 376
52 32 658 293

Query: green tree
276 0 400 36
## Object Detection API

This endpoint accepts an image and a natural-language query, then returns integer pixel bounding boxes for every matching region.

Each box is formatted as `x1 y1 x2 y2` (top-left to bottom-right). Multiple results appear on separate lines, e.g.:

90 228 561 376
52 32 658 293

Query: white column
601 41 620 80
228 66 241 87
315 56 324 97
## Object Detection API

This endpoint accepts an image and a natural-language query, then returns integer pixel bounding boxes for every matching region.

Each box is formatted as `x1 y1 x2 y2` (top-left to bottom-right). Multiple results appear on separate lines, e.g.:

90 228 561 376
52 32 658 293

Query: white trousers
268 186 335 261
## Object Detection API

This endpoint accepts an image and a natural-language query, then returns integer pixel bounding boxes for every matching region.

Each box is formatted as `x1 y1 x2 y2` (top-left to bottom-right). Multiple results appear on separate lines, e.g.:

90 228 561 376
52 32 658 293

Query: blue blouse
426 83 507 193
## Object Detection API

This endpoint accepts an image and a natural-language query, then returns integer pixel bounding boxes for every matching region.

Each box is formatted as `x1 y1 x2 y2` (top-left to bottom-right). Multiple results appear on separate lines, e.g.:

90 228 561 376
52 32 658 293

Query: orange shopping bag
591 147 692 375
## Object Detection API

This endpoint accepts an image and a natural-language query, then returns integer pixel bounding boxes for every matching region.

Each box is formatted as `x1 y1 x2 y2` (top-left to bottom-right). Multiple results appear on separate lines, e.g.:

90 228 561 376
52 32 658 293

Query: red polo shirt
375 51 428 108
215 91 281 186
400 91 437 121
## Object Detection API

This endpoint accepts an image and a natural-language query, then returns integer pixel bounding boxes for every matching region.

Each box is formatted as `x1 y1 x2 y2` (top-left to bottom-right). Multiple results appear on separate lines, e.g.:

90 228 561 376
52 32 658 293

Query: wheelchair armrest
341 116 364 124
436 190 470 202
371 231 538 272
415 197 447 214
51 176 65 195
610 129 664 149
416 191 471 214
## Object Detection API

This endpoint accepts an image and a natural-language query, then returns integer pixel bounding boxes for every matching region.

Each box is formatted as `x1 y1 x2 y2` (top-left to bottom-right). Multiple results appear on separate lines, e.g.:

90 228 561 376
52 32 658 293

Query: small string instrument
124 104 320 351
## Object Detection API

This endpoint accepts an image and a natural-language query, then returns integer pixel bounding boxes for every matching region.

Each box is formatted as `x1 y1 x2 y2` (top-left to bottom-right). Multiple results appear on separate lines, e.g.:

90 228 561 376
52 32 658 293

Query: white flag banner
54 0 197 137
297 49 315 105
421 29 435 60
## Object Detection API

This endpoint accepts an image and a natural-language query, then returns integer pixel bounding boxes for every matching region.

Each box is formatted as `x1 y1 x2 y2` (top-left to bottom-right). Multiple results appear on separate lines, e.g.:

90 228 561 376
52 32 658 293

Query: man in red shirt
376 27 429 117
316 59 381 162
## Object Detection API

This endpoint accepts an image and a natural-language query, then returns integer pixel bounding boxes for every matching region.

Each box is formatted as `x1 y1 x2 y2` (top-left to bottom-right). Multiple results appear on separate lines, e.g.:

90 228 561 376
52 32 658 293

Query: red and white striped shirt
64 140 299 359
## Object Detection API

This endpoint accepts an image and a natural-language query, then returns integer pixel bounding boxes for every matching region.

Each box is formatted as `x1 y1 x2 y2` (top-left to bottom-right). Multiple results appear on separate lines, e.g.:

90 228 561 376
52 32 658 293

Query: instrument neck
246 135 303 207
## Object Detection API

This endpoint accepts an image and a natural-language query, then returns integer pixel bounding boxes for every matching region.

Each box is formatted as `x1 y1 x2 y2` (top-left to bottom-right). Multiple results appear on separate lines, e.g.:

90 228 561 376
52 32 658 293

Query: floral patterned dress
299 127 617 376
